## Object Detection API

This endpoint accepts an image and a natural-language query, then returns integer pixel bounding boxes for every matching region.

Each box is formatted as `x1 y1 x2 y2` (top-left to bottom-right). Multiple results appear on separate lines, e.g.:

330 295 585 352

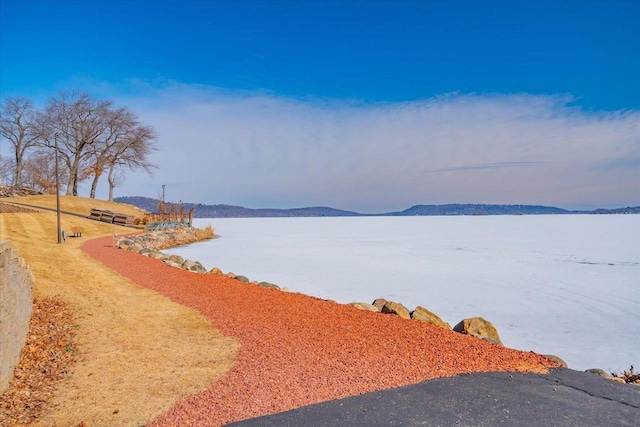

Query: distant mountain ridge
114 197 360 218
389 204 574 216
590 206 640 214
114 196 639 218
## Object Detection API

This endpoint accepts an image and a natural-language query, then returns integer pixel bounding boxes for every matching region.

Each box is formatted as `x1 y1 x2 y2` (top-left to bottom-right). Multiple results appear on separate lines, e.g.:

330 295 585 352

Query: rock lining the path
115 229 633 383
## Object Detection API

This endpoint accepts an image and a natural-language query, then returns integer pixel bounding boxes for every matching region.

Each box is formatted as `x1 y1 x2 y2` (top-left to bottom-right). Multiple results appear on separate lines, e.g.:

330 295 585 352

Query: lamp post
162 184 165 204
55 134 61 244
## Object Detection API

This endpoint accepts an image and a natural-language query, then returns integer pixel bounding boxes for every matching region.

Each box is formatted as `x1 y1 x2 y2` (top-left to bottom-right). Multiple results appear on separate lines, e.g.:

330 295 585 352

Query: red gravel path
82 236 557 426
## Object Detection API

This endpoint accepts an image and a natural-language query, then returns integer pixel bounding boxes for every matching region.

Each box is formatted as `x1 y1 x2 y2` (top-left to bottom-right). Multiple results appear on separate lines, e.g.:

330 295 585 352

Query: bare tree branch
0 96 40 186
87 106 156 198
3 91 158 199
35 91 113 196
104 120 158 200
22 151 69 194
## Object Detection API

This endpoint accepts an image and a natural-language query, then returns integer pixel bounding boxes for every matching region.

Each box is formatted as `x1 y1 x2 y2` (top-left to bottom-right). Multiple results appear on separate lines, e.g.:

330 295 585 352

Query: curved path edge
83 235 560 426
230 368 640 426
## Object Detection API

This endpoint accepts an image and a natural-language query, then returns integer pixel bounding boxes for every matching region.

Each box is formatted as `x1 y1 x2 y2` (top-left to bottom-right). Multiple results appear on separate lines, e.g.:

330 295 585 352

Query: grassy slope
0 195 238 426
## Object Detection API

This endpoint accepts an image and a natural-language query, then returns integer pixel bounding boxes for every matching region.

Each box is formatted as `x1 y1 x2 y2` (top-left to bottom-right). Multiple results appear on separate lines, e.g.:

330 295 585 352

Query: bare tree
36 91 112 196
35 91 157 199
86 107 157 199
104 123 157 200
0 153 13 185
86 106 132 198
0 96 40 187
22 151 69 194
106 163 125 201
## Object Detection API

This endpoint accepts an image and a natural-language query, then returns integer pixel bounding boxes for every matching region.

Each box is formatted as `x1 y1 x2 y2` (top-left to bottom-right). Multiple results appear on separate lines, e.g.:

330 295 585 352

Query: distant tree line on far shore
0 92 157 200
115 197 640 218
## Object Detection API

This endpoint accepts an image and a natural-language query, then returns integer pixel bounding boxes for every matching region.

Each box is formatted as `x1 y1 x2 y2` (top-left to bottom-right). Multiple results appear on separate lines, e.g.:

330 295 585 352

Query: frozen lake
165 215 639 372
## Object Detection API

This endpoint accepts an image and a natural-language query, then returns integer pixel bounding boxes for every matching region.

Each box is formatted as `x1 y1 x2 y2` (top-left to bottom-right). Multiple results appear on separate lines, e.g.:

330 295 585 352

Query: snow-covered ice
165 215 639 372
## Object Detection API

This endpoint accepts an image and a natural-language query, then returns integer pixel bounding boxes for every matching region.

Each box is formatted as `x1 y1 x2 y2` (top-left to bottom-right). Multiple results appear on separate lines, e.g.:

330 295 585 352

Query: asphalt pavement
227 368 640 426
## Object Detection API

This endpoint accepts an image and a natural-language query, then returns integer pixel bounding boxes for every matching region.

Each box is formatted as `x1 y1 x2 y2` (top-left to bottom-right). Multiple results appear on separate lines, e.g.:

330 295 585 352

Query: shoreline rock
116 227 214 251
543 354 568 368
381 301 411 319
411 306 452 329
349 302 378 312
115 228 214 274
453 317 503 346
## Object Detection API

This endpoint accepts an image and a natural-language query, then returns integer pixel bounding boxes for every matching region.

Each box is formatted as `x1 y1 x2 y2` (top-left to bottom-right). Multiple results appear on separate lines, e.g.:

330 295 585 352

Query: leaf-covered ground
0 298 76 426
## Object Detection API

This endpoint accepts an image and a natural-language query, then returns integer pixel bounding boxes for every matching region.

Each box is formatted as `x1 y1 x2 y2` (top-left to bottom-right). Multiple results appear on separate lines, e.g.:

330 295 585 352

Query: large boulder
349 302 379 312
372 298 387 311
258 281 280 290
163 259 182 268
381 301 411 319
139 248 152 256
235 275 250 283
585 368 612 379
181 259 207 273
411 306 451 329
166 254 184 265
453 317 503 346
116 238 135 250
543 354 568 368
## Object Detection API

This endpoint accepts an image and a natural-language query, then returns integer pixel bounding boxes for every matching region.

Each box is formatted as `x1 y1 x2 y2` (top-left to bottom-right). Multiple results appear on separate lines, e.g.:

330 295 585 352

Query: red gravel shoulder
82 236 556 426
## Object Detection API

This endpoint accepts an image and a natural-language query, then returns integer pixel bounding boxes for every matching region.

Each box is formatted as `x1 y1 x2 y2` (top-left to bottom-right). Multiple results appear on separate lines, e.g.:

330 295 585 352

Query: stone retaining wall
0 240 34 394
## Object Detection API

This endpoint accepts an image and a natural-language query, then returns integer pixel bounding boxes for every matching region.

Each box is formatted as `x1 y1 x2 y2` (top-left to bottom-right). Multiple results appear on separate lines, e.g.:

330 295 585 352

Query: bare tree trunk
66 175 75 195
89 169 102 199
13 151 23 187
107 166 115 201
66 154 83 196
65 176 74 195
66 163 79 196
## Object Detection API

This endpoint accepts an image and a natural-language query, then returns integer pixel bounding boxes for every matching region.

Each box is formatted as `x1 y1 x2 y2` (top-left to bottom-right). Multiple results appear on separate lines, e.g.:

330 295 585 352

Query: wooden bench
71 227 83 237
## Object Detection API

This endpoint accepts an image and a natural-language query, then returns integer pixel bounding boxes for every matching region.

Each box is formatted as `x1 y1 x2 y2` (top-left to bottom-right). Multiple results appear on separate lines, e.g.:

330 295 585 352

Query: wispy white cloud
79 80 639 212
427 161 549 173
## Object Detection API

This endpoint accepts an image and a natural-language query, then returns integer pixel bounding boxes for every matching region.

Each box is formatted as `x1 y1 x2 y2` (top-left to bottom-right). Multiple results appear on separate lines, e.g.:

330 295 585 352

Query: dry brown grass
11 194 145 219
0 195 239 426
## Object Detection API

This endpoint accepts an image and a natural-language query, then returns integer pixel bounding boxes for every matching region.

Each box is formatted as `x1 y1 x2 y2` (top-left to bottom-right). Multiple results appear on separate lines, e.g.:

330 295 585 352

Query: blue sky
1 0 639 211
